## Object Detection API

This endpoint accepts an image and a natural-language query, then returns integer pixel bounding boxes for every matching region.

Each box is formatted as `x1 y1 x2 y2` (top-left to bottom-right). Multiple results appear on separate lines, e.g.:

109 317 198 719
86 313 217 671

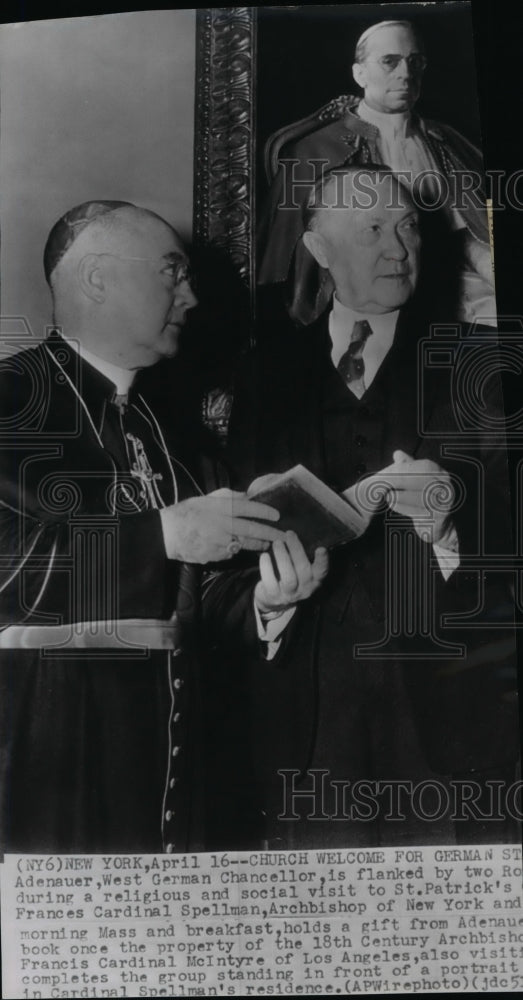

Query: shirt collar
358 99 411 141
65 338 136 395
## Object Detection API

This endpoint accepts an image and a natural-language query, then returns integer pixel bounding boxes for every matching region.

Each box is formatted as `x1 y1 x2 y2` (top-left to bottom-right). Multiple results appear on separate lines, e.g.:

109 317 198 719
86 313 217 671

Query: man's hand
381 450 455 545
254 531 329 614
159 489 284 563
247 473 283 495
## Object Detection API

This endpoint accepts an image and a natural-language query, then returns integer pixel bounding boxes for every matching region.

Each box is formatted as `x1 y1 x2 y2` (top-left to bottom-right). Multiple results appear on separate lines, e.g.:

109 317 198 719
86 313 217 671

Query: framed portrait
194 3 484 290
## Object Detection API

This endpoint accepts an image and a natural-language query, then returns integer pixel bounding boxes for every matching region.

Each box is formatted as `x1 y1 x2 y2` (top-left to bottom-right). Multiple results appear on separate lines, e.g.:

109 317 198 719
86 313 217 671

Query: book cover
248 464 369 556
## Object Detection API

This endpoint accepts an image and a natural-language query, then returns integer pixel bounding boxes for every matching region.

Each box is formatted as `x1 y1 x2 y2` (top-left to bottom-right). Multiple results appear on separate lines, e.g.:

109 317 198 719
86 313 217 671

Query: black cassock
0 333 248 853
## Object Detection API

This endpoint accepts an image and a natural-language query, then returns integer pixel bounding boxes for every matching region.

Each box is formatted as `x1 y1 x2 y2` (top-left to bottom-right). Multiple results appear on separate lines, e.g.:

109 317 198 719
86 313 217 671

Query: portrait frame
193 6 256 297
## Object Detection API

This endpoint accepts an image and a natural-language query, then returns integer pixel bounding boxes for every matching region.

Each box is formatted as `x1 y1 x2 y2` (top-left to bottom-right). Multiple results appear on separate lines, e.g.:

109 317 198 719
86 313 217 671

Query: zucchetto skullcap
356 20 413 52
43 200 137 284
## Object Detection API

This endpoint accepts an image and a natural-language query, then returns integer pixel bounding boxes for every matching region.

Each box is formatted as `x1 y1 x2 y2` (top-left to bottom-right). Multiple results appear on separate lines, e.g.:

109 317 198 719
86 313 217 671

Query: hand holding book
254 531 329 615
248 452 456 557
247 465 368 559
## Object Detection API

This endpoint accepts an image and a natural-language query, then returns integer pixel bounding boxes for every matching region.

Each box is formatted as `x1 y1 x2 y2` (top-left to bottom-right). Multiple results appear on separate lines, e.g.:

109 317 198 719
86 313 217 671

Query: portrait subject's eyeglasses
91 251 194 288
371 53 427 74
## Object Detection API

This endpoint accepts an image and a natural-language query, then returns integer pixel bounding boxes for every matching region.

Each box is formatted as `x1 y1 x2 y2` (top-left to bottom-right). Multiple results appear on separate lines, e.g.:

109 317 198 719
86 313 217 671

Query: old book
248 464 369 556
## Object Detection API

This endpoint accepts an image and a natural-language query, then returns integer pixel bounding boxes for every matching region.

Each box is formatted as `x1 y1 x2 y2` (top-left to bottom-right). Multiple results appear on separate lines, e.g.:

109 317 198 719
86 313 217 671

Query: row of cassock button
355 434 367 477
163 653 186 853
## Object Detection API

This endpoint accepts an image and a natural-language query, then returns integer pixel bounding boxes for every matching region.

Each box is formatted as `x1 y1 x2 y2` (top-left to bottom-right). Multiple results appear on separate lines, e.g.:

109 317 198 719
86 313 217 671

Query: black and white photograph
0 2 522 996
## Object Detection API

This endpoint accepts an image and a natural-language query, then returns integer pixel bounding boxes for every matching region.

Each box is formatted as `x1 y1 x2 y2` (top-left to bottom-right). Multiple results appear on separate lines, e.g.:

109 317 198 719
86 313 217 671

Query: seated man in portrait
258 19 495 327
224 166 519 849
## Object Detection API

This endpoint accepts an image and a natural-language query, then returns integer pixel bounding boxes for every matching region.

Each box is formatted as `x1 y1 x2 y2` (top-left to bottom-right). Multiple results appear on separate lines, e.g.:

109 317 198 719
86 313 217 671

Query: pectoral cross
126 432 164 509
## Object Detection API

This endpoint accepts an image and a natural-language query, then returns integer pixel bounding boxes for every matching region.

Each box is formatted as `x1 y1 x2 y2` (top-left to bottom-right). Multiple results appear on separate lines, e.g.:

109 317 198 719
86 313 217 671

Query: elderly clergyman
0 199 328 854
258 19 494 326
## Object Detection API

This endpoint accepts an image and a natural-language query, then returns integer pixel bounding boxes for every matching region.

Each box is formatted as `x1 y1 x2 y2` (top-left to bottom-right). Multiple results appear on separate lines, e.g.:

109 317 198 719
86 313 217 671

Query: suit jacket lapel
286 306 428 472
297 304 436 466
257 302 444 482
285 314 331 481
376 304 442 461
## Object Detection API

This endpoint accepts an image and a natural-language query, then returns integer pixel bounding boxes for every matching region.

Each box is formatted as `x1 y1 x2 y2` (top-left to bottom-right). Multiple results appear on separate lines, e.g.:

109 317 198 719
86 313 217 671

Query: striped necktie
337 319 373 398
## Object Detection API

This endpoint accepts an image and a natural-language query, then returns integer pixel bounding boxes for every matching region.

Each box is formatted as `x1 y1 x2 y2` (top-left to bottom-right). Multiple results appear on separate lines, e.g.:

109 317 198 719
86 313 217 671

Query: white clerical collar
329 296 399 391
65 338 136 395
358 99 411 141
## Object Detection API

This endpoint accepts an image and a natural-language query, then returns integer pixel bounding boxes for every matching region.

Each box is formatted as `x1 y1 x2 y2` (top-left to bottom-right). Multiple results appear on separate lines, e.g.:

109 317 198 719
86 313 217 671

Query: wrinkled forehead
316 188 417 247
365 25 420 58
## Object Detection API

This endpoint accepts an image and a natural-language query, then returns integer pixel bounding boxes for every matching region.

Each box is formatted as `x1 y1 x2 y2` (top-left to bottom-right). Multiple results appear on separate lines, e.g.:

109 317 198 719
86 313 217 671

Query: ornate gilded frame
193 7 257 297
193 7 257 438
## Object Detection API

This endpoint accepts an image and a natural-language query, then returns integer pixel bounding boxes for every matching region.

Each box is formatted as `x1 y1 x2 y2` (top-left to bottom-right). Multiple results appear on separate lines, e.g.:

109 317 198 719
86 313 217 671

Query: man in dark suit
227 166 519 849
0 199 328 854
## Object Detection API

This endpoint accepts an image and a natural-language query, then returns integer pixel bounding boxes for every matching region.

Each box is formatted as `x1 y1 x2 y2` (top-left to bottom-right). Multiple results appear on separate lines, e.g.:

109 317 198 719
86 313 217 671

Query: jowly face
353 25 425 114
99 214 198 368
314 176 421 313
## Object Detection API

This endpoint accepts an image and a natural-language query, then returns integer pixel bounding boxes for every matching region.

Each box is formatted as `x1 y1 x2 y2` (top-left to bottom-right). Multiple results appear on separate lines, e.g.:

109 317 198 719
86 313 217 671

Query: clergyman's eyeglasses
91 251 194 288
372 53 427 74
